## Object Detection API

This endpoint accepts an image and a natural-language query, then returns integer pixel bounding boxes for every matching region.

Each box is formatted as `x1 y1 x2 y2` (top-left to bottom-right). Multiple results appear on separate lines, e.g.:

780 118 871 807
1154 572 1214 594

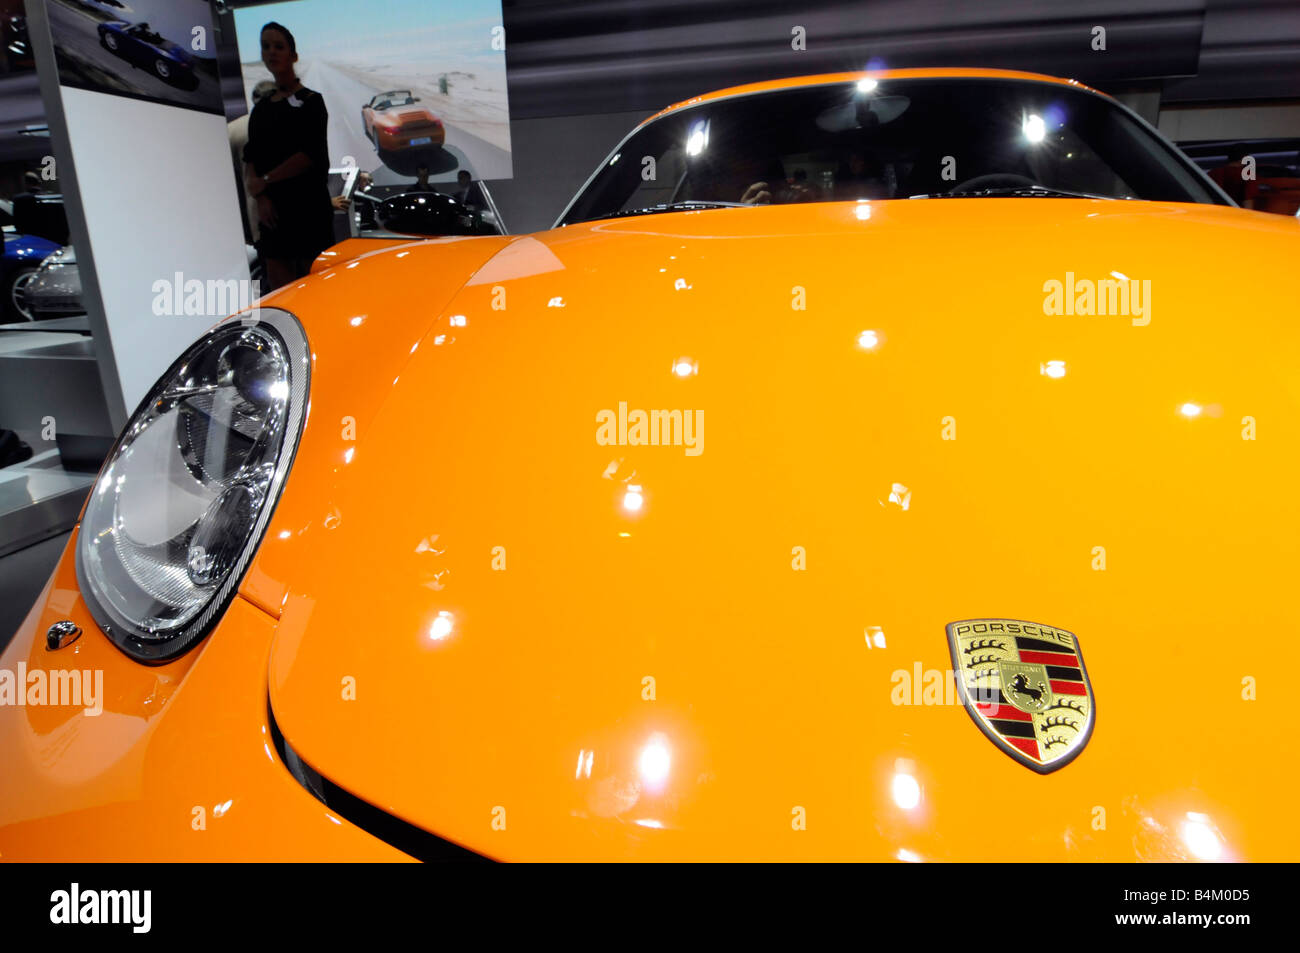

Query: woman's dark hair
261 21 296 55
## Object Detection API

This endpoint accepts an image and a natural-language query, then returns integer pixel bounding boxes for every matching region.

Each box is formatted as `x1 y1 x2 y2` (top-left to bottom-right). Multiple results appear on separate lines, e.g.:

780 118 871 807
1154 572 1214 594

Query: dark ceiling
502 0 1300 118
3 0 1296 162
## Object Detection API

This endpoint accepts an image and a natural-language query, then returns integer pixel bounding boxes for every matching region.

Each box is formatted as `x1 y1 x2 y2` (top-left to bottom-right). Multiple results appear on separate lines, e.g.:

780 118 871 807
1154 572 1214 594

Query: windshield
559 77 1226 225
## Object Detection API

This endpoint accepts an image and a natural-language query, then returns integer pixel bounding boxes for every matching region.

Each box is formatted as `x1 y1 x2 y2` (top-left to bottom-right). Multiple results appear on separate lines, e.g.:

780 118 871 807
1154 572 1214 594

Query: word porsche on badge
596 402 704 456
1042 271 1150 326
945 619 1095 773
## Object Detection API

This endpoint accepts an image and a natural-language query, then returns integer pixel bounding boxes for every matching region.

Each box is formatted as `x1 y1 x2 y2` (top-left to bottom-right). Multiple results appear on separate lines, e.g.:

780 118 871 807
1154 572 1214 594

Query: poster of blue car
45 0 223 114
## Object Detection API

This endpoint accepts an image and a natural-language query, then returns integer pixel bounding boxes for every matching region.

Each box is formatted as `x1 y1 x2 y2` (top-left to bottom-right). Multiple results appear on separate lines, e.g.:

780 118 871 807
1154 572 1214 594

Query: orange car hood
260 199 1300 860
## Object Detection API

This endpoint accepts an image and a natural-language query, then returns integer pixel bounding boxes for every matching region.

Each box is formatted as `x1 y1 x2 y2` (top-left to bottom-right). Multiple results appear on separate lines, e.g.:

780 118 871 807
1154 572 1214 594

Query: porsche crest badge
946 619 1095 773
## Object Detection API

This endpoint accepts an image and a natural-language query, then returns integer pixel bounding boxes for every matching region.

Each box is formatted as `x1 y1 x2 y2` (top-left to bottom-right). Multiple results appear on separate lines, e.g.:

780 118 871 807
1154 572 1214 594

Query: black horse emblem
1008 673 1048 707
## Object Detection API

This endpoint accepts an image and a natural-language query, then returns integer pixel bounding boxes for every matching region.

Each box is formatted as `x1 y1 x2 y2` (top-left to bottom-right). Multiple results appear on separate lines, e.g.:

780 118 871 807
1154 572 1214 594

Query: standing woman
243 22 333 290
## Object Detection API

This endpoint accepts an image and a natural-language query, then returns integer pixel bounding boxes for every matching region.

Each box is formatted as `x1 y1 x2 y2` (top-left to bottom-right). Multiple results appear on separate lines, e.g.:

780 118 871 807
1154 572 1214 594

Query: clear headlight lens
77 309 308 661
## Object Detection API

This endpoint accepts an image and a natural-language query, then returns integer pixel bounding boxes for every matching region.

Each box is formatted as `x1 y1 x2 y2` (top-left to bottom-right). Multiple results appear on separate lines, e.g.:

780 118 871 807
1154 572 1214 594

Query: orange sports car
2 68 1296 862
361 90 445 152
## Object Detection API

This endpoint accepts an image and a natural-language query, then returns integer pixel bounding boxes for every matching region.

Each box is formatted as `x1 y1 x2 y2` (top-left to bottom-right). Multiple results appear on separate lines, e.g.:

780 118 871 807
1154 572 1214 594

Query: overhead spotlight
685 119 709 156
1023 114 1046 144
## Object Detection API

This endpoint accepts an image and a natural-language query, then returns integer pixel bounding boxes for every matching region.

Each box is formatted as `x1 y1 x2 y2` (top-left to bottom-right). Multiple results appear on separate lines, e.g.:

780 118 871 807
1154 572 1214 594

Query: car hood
259 199 1300 860
4 234 59 259
385 105 437 125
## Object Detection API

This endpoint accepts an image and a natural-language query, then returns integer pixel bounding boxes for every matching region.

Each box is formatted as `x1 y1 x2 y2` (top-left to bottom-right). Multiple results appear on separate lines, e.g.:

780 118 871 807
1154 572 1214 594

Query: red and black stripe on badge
1014 635 1088 697
974 689 1041 762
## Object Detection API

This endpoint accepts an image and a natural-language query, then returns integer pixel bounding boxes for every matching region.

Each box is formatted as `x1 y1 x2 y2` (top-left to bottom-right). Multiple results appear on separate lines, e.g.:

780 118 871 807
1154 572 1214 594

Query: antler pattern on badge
1042 715 1079 732
1045 698 1086 715
963 639 1007 654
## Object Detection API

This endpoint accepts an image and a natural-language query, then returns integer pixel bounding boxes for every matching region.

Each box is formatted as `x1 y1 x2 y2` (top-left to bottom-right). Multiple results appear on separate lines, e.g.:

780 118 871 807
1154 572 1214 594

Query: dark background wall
500 0 1300 116
489 0 1300 230
6 0 1299 231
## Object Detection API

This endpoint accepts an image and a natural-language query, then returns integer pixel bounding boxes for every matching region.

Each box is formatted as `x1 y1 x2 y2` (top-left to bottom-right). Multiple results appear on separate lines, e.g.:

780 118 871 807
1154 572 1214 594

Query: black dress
243 87 334 261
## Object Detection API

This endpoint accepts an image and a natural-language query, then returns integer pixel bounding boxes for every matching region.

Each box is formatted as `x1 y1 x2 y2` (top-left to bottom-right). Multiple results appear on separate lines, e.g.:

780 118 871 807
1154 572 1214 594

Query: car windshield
559 77 1226 225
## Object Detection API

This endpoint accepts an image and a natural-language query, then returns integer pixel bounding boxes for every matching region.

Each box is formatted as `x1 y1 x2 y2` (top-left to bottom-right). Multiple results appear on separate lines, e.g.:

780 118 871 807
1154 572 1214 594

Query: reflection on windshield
348 167 503 237
561 78 1225 224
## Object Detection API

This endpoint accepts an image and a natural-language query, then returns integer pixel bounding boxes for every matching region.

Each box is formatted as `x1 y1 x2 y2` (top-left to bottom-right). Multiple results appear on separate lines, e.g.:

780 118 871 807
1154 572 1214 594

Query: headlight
77 308 308 662
39 247 75 271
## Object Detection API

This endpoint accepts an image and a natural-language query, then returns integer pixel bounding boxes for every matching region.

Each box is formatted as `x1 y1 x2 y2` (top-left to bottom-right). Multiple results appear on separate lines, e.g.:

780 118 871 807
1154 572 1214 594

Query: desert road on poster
242 59 511 181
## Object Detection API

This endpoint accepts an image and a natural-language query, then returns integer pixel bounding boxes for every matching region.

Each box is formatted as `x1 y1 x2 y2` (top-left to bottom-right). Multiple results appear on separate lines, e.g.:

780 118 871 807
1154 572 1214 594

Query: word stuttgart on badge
946 619 1096 773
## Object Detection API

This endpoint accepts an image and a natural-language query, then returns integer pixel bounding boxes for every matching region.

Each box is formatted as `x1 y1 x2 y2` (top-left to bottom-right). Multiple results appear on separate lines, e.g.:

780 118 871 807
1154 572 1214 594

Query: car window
560 77 1226 224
